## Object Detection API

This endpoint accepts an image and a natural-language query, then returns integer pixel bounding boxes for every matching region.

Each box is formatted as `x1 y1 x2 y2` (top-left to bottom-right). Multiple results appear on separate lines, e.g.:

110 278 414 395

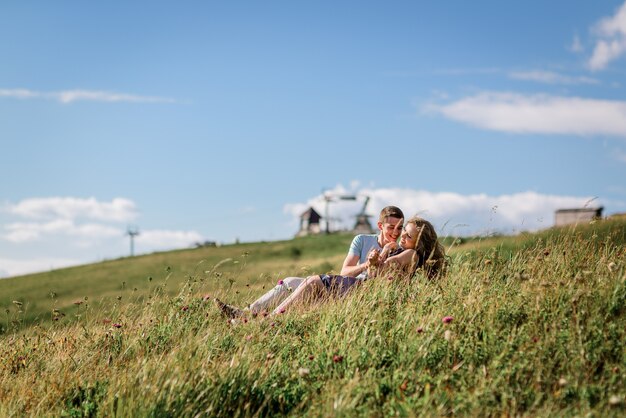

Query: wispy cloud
613 148 626 163
588 1 626 70
0 196 205 276
424 92 626 138
570 35 584 53
3 220 122 243
7 197 138 222
285 186 599 237
136 230 204 250
433 68 501 76
0 88 176 104
509 70 598 85
0 257 82 279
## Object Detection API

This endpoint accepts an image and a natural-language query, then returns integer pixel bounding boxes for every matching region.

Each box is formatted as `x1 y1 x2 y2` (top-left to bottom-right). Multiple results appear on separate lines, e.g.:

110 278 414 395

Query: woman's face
400 222 420 249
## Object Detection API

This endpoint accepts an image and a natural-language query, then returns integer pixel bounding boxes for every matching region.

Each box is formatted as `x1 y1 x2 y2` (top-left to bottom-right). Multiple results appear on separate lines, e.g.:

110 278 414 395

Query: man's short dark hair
379 206 404 223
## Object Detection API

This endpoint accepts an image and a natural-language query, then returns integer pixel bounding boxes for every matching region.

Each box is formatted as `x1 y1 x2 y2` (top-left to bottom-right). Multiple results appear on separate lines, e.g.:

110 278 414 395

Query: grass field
0 233 353 333
0 218 624 416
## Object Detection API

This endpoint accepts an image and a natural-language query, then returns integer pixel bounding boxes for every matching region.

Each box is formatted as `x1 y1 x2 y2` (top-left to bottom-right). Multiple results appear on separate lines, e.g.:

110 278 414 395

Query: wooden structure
296 207 322 236
352 196 374 234
555 207 603 227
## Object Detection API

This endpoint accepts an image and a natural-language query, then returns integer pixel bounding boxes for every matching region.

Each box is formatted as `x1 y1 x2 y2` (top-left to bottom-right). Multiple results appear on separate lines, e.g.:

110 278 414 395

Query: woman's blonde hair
406 216 446 278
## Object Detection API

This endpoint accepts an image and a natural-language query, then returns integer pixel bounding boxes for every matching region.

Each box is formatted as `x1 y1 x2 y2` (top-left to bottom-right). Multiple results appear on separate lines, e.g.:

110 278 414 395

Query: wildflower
442 316 454 324
387 276 394 281
333 354 343 363
416 327 424 333
279 308 286 314
278 280 284 286
202 294 211 301
113 323 123 329
181 305 189 312
298 367 310 377
399 380 408 391
543 249 550 256
532 336 539 343
308 355 315 361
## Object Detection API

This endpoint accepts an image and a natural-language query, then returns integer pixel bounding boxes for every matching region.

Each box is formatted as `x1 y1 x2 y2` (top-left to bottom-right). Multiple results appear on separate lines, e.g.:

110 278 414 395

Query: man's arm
340 253 369 277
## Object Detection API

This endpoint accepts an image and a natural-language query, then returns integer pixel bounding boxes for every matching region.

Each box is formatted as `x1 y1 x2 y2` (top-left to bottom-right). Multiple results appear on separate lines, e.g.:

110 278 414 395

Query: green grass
0 232 352 333
0 218 625 416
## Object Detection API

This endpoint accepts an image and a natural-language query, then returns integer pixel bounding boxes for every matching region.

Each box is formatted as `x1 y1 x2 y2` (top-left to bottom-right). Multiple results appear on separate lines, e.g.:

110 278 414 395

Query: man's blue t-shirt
348 234 382 264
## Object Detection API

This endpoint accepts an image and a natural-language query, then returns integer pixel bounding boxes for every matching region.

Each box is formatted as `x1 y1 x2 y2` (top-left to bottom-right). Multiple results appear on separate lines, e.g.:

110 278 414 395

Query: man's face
378 216 403 245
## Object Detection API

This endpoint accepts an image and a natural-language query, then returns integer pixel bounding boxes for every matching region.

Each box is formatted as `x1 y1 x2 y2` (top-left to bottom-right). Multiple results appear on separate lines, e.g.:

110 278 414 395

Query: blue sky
2 1 626 277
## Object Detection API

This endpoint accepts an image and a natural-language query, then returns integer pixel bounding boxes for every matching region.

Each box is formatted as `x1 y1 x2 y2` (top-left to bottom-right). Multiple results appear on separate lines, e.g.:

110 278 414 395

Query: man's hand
367 249 381 267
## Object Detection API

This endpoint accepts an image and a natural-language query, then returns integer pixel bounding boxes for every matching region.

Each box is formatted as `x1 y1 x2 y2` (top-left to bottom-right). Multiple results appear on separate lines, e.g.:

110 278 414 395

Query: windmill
352 196 374 234
126 225 140 257
323 192 357 233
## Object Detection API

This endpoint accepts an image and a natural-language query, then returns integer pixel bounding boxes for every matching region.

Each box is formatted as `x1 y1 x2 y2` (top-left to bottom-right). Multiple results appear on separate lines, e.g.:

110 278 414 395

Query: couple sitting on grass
214 205 445 321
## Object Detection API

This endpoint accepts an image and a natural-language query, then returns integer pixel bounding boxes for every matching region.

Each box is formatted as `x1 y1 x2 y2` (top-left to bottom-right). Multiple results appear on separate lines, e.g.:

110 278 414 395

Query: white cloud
135 229 204 251
8 197 138 222
238 206 257 214
0 196 205 277
425 92 626 138
284 186 598 237
0 257 82 279
570 35 584 53
0 88 176 104
613 148 626 163
0 89 39 99
588 1 626 70
508 70 598 85
3 220 122 243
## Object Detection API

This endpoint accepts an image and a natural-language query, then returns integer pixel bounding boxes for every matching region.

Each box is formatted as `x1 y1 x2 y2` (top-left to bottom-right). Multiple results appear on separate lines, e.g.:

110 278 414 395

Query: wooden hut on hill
555 207 603 226
296 207 322 237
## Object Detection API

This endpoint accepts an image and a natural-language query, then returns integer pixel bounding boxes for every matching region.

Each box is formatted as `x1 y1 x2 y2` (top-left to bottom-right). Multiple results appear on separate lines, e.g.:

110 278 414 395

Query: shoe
214 298 244 319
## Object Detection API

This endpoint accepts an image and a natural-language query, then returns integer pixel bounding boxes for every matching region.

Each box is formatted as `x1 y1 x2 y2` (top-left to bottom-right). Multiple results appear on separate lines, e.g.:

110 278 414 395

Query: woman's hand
379 242 398 263
367 249 381 267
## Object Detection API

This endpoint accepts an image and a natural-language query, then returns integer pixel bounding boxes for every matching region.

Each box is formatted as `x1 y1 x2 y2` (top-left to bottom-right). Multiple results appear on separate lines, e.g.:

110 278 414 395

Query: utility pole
323 192 357 234
126 226 140 257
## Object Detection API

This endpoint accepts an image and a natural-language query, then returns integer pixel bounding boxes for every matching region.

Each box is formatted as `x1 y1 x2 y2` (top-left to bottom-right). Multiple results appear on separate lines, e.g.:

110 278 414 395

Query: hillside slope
0 219 624 416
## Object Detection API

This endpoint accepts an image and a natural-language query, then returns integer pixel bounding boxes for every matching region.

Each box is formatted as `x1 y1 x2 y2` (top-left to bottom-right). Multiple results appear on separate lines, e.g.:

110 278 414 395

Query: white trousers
247 276 305 313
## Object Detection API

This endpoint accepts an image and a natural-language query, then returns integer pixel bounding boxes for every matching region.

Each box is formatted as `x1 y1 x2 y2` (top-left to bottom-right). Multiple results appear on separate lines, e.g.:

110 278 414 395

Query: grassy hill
0 233 353 333
0 218 625 416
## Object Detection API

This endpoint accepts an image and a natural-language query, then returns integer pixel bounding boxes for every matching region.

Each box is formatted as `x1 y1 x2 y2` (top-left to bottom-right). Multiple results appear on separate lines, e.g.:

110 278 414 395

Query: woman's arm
368 249 416 278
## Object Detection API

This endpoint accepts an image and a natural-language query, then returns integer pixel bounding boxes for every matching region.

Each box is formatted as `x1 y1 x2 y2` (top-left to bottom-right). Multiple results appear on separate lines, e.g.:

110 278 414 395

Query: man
339 205 404 278
215 205 404 318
